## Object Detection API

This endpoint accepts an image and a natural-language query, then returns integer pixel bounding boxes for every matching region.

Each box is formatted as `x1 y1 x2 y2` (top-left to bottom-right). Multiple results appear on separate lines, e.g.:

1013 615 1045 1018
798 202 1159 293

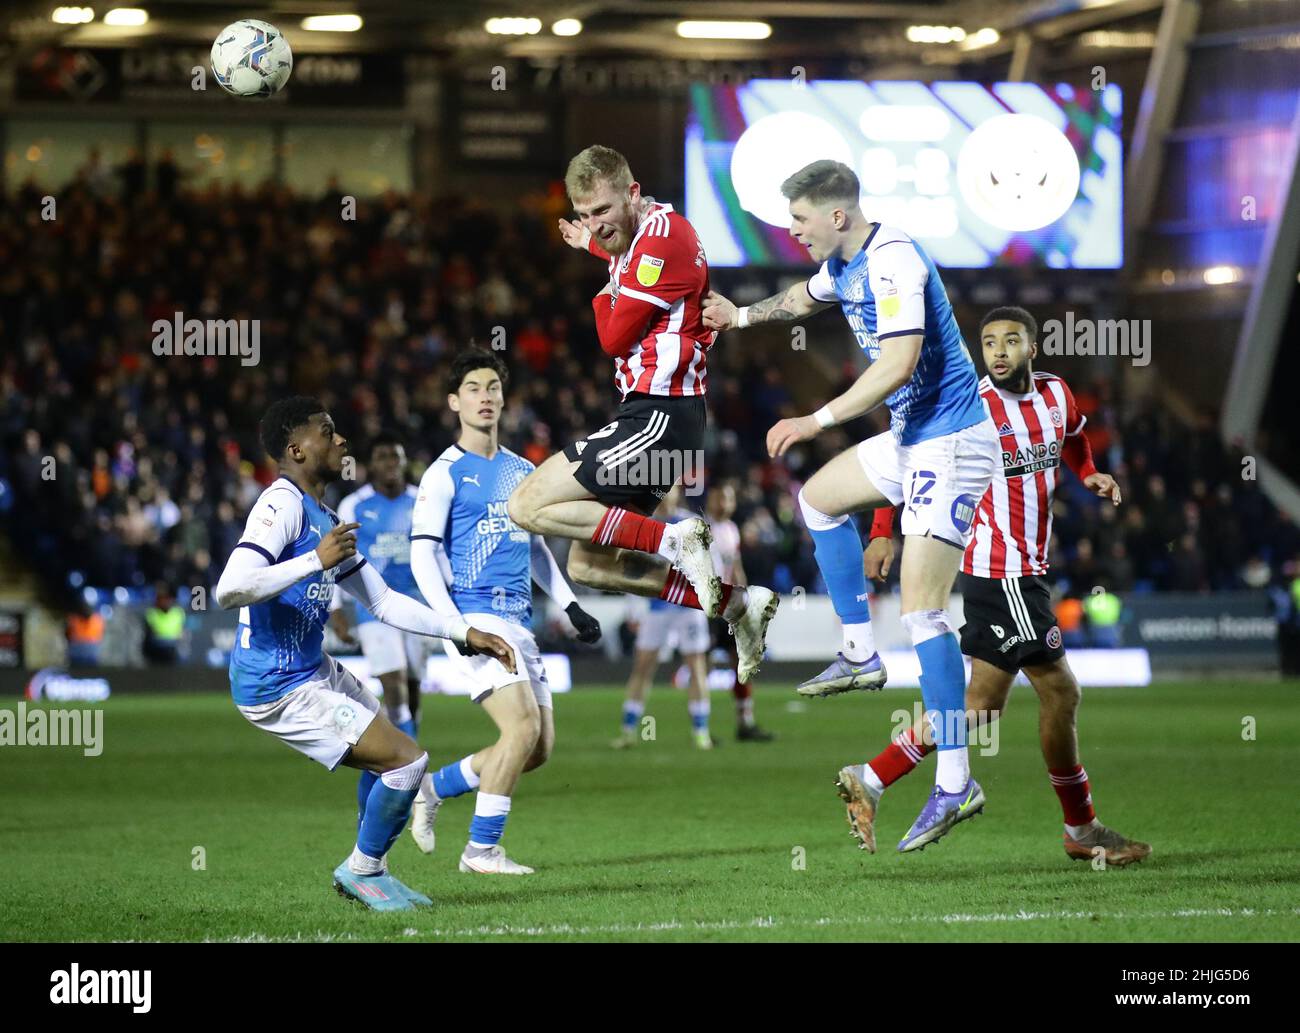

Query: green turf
1 681 1297 942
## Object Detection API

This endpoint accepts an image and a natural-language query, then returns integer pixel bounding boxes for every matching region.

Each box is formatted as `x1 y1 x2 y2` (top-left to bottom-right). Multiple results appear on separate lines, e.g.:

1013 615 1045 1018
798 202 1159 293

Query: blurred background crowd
3 161 1299 661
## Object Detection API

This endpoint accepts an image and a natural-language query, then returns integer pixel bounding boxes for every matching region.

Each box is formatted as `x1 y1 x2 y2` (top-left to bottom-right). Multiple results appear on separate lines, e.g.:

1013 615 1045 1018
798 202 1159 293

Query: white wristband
449 618 471 647
736 305 750 329
813 405 836 430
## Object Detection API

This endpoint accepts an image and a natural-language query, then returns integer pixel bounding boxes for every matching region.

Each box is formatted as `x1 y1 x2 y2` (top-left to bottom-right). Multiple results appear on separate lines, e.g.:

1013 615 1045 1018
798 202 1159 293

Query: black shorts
958 573 1065 673
563 393 706 514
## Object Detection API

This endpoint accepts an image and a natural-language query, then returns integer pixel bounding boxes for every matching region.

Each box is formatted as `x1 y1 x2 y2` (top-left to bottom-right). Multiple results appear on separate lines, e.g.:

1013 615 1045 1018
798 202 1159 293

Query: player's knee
380 750 427 789
900 608 957 645
796 487 846 532
524 730 553 771
566 546 597 588
1034 666 1080 712
506 488 536 532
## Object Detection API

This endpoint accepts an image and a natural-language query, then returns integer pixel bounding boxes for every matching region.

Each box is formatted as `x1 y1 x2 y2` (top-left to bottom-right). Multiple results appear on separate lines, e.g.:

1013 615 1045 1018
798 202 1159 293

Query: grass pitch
2 680 1297 942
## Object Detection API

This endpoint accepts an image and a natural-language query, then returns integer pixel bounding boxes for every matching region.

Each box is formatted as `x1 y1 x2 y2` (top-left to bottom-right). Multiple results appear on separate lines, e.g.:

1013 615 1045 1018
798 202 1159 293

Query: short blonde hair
565 145 633 200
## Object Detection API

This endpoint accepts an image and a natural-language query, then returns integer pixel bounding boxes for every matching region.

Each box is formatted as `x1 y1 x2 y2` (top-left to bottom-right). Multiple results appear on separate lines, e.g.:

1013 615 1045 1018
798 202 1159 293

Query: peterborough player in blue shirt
408 348 601 875
215 397 515 910
704 160 1000 853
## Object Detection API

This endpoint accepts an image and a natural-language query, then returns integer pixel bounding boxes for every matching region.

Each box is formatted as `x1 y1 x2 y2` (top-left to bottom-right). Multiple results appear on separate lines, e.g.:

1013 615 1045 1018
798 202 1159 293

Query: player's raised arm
214 489 358 609
530 535 602 643
767 334 923 458
702 279 832 332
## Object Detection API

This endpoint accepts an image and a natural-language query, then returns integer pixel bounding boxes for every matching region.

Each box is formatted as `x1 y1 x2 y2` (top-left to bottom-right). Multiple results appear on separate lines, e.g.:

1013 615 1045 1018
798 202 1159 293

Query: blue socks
357 779 420 860
621 700 644 735
806 515 871 625
356 713 419 828
431 756 480 800
468 793 511 849
915 632 967 750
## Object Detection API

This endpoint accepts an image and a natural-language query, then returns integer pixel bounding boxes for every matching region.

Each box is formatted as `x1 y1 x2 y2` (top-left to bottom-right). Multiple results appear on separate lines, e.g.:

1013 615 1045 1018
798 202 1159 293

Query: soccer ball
211 19 293 98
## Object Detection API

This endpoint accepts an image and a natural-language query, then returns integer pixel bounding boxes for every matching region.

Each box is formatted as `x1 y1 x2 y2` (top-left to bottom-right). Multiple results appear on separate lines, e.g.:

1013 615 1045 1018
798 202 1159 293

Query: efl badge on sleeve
636 254 664 287
879 290 901 319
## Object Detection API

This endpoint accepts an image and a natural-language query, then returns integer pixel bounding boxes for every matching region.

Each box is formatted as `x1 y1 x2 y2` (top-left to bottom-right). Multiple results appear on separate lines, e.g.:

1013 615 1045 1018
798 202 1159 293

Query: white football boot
731 586 778 684
409 791 440 855
458 845 535 875
670 518 723 617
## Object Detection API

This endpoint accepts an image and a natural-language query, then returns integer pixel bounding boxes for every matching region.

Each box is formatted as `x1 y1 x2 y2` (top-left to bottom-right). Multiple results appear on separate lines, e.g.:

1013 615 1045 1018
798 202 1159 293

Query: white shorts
442 612 551 709
356 621 432 679
636 606 711 657
857 419 999 548
236 656 380 771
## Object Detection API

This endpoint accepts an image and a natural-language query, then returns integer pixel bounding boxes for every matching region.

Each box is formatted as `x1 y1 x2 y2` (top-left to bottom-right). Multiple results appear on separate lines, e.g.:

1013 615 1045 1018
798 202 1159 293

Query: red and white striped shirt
587 201 715 399
963 372 1094 579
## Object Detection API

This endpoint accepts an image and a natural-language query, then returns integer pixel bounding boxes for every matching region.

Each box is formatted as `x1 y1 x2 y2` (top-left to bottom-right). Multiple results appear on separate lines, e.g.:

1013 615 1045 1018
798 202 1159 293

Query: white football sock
459 755 481 790
655 522 682 562
935 749 970 794
348 846 386 876
860 763 886 797
842 622 875 662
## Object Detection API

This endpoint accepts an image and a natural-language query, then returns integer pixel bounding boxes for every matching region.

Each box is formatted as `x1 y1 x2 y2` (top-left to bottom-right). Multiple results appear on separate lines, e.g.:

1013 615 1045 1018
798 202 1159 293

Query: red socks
659 569 733 614
593 507 665 554
868 728 931 787
1049 765 1096 826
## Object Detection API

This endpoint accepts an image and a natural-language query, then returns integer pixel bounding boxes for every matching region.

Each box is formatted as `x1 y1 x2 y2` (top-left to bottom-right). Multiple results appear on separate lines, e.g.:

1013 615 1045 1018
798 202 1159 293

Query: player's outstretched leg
791 451 890 697
337 716 432 910
1024 659 1152 867
509 453 725 615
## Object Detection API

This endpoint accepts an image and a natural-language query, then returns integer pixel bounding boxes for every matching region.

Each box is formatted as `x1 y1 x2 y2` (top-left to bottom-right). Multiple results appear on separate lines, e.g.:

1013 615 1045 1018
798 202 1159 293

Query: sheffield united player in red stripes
840 306 1150 866
508 145 778 683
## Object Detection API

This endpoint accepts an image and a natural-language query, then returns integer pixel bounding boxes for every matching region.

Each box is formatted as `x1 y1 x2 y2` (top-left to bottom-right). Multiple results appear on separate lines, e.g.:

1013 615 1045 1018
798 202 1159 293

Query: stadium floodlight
959 28 1000 50
300 14 363 32
1203 265 1241 285
485 17 542 35
52 6 95 23
103 8 148 26
676 21 772 40
906 25 967 44
552 18 582 37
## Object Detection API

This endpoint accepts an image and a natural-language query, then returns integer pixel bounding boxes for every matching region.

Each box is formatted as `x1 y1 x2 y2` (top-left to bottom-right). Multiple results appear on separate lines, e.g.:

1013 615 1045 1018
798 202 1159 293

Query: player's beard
990 360 1032 394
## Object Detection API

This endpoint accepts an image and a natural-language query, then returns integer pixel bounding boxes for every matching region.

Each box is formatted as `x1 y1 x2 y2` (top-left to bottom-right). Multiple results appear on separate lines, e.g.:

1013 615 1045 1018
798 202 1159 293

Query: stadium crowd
3 165 1299 640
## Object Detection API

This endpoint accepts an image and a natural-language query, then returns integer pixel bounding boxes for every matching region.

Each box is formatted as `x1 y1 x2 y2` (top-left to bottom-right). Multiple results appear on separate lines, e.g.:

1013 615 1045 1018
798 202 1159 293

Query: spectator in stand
142 584 186 665
66 601 105 668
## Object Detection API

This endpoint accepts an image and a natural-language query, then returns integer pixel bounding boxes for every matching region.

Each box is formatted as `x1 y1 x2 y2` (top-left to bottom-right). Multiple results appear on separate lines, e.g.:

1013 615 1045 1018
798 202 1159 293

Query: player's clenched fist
767 415 820 458
316 521 360 569
863 537 895 582
1083 472 1122 506
557 217 591 251
463 628 518 674
702 290 738 331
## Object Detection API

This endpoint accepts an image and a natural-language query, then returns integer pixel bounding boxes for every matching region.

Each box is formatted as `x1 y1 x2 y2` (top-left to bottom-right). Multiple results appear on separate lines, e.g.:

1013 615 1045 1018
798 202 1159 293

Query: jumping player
841 306 1151 865
507 144 777 686
703 160 1000 852
408 349 602 875
215 397 515 910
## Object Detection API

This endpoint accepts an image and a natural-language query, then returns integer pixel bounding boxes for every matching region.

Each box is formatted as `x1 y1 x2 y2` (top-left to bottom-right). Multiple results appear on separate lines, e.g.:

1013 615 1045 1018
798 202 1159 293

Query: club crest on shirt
1048 407 1064 427
636 254 664 287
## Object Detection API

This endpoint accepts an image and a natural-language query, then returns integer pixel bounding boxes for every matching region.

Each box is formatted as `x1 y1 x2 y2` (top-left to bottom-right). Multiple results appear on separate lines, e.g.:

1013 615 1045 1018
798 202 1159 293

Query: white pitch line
201 907 1298 943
